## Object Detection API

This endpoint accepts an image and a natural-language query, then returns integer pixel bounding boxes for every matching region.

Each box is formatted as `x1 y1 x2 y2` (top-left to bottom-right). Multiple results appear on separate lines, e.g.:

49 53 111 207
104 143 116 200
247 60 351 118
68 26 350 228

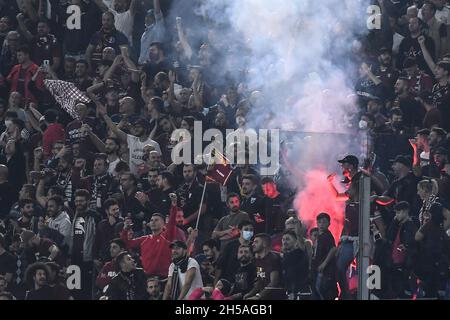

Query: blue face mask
242 230 253 241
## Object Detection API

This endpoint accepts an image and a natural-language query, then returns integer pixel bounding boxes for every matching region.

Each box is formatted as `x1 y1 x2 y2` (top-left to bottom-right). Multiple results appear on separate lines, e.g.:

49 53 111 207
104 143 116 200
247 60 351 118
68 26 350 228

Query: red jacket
95 260 118 290
121 204 178 278
6 63 43 103
43 123 65 158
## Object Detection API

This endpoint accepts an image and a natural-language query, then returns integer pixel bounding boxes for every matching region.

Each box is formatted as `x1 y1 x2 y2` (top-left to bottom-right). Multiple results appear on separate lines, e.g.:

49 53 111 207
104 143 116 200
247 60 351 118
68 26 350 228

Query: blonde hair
418 179 438 195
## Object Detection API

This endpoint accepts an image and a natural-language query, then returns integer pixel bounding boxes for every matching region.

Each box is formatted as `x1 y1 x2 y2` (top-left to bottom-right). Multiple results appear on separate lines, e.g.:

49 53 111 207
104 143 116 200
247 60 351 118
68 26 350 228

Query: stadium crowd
0 0 449 300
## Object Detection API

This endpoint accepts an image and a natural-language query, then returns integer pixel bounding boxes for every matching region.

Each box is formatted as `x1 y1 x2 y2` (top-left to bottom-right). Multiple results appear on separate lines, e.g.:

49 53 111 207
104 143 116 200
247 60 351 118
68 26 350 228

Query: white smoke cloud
170 0 372 194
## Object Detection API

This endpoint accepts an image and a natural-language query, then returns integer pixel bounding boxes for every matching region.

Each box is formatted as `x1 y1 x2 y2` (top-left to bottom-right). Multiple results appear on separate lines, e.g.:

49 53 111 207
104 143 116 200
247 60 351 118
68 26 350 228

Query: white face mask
242 230 253 241
359 120 368 130
4 120 12 128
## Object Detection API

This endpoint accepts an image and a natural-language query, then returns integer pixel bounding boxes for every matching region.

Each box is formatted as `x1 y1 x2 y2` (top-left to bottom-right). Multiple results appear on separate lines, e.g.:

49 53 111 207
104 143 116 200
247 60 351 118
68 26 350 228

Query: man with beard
103 137 122 176
327 155 364 299
163 240 203 300
261 177 288 235
433 147 449 177
212 193 250 250
397 17 435 76
155 115 176 163
216 220 254 283
96 99 161 175
245 233 282 300
135 168 162 216
66 103 97 149
155 171 176 216
374 47 399 99
281 230 310 300
93 198 124 267
49 153 77 205
73 60 93 92
139 0 167 64
176 164 207 229
117 172 147 234
20 230 60 264
230 244 257 300
46 195 71 245
429 127 450 177
402 57 433 96
95 238 126 293
85 11 129 72
16 16 61 70
67 189 99 300
431 61 450 131
421 2 448 60
76 153 120 212
240 174 266 234
24 262 56 300
104 251 148 300
120 193 178 278
376 155 421 217
392 76 424 131
15 199 39 232
143 42 172 81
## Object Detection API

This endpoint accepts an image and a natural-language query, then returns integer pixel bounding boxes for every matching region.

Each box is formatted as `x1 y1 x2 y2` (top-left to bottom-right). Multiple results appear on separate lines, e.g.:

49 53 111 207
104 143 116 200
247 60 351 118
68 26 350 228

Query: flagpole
195 163 210 230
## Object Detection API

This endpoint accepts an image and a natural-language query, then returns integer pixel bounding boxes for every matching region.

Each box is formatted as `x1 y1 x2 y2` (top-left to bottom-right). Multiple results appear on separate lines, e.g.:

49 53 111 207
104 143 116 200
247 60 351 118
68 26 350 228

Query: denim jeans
336 242 355 299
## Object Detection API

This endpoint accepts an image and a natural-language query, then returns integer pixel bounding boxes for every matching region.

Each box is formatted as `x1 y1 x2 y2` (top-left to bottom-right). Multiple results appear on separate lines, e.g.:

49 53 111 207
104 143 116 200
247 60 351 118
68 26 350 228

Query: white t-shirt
108 157 121 176
127 134 161 175
104 1 133 44
168 258 203 300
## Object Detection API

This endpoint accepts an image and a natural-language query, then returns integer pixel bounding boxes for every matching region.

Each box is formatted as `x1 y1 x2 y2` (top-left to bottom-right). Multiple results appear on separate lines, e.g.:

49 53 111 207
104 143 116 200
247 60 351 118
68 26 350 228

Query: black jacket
282 248 310 294
386 218 418 267
106 268 148 300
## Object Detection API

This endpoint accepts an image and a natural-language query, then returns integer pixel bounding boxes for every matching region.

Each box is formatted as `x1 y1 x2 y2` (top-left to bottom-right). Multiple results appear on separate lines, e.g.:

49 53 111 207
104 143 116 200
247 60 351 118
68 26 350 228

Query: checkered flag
44 80 91 120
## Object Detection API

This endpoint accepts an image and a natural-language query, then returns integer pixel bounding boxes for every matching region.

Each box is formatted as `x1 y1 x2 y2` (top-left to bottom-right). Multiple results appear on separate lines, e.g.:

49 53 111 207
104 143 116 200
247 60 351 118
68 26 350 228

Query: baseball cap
337 155 359 167
390 155 411 167
170 240 187 250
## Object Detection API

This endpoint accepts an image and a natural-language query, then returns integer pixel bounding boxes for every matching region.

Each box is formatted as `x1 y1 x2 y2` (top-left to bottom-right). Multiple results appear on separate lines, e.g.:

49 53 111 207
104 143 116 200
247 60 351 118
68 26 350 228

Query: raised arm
165 193 180 242
81 124 106 153
176 17 193 60
327 174 350 201
85 44 95 73
122 52 140 83
103 55 124 82
168 70 183 113
418 35 437 77
93 96 128 143
129 0 137 16
154 0 162 16
94 0 109 13
36 176 48 208
16 13 34 42
192 72 204 110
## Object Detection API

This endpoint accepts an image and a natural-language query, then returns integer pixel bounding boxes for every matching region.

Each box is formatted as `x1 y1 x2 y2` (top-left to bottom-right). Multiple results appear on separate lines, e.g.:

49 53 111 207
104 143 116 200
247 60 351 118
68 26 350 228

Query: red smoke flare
294 169 345 242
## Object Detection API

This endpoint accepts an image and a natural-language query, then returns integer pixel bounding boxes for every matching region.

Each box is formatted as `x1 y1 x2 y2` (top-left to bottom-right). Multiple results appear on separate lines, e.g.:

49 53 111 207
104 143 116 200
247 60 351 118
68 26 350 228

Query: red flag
206 149 233 185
